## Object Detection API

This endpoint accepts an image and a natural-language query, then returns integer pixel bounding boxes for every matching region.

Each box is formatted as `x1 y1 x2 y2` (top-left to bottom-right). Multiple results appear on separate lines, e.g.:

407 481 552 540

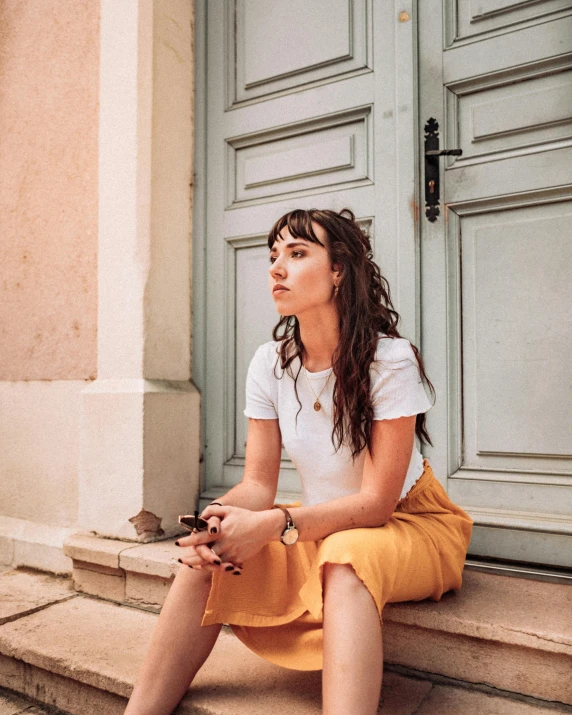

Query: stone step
62 533 572 705
383 568 572 705
1 570 571 715
63 534 180 613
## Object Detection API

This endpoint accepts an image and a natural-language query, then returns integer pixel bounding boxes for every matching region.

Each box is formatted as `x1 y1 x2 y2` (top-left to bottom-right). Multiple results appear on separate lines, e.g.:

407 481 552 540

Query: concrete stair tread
386 568 572 653
1 574 570 715
0 587 423 714
60 535 572 704
0 570 75 627
64 534 572 654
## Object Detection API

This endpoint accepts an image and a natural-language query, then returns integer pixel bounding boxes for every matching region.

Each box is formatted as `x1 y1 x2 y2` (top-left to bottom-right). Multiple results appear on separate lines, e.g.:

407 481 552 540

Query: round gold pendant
313 401 321 411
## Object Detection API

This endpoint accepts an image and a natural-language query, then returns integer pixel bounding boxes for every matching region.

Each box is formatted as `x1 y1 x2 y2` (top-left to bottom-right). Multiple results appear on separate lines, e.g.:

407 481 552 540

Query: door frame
192 0 424 504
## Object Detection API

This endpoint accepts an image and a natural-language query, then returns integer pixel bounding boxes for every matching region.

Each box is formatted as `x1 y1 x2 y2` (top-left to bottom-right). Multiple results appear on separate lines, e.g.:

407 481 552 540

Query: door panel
420 0 572 567
465 207 572 460
232 0 370 103
453 0 572 41
453 71 572 159
227 106 372 206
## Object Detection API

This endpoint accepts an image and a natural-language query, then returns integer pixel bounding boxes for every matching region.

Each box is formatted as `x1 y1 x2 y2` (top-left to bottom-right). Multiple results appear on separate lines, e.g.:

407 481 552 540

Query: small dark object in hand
179 510 209 532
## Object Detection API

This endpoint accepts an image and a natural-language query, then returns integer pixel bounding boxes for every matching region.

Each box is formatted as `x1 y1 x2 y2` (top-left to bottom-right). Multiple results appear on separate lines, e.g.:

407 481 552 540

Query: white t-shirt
243 335 434 505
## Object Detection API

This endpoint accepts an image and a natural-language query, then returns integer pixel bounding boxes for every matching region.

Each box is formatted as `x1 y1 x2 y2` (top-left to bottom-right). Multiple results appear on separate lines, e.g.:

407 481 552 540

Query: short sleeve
370 338 434 421
243 343 279 419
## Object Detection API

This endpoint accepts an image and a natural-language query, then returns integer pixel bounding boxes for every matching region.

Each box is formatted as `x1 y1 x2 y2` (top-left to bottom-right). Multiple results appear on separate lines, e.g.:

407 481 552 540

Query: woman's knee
319 528 374 565
322 562 380 617
322 561 363 590
174 563 213 591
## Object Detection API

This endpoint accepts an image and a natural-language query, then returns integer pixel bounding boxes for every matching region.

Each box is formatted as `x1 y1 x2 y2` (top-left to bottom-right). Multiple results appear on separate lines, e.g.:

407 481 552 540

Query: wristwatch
273 505 299 545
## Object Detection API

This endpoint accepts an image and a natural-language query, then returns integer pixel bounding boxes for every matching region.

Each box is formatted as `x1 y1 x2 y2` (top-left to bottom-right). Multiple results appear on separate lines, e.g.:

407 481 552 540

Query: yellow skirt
201 459 473 671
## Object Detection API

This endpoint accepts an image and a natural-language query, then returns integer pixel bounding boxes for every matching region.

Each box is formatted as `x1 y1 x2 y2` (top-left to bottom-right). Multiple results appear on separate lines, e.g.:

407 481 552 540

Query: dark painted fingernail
177 558 183 563
188 565 194 569
210 527 217 534
225 565 234 571
233 571 241 576
175 541 180 546
214 559 221 566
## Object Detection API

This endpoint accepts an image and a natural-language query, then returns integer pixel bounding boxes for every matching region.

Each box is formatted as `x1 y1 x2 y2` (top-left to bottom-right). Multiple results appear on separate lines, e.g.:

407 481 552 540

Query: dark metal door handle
424 118 462 222
425 149 463 156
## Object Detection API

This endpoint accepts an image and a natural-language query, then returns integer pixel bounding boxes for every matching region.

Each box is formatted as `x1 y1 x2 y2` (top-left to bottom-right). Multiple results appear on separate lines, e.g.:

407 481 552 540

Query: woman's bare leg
322 563 383 715
124 565 222 715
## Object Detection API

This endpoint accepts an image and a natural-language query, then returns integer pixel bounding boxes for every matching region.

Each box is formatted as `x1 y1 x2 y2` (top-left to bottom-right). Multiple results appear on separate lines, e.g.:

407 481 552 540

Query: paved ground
0 687 65 714
2 676 570 714
381 668 572 714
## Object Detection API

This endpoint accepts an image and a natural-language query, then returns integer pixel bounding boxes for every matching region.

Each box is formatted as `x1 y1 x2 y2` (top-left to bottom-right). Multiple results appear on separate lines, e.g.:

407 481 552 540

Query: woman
125 208 473 715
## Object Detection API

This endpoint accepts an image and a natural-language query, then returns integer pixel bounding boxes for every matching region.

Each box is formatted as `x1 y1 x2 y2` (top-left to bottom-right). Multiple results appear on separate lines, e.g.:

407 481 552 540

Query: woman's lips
273 288 289 295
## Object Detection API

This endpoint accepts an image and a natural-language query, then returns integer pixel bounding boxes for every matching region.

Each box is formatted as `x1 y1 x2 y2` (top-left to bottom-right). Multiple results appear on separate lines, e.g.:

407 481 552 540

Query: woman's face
268 222 338 317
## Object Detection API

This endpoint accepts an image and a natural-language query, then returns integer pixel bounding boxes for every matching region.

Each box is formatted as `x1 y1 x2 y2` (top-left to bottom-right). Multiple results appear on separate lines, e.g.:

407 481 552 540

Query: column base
79 378 201 542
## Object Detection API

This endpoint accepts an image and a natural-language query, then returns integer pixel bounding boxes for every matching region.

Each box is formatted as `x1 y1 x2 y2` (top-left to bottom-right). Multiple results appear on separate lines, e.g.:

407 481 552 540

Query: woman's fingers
176 511 242 575
176 528 219 549
177 544 242 575
176 510 222 547
176 543 217 567
199 504 228 521
178 552 242 575
177 545 212 567
192 560 241 575
195 542 222 566
205 515 222 536
177 545 204 566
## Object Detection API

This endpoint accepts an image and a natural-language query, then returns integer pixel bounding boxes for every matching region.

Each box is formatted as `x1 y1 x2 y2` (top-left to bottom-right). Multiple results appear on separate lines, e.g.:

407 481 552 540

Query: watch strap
272 504 293 529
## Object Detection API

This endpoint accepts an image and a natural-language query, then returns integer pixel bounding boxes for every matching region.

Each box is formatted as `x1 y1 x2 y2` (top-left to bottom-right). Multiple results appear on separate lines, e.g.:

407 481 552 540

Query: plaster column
79 0 199 541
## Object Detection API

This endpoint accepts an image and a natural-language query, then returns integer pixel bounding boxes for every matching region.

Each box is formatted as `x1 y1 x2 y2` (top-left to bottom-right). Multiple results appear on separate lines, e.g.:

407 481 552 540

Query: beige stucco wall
0 0 100 539
0 1 198 572
0 0 99 381
0 381 83 527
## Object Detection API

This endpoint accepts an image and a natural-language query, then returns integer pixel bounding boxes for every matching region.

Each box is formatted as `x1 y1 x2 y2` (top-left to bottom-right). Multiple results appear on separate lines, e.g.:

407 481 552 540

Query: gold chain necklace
302 364 333 412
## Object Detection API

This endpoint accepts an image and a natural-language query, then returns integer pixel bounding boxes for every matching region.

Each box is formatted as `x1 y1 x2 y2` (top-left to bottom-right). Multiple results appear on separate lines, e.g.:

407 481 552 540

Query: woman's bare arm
260 415 416 542
206 417 282 511
187 415 415 567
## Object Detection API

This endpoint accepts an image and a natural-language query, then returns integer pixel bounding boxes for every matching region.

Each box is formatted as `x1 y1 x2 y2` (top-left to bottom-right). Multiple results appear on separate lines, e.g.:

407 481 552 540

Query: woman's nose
269 258 285 276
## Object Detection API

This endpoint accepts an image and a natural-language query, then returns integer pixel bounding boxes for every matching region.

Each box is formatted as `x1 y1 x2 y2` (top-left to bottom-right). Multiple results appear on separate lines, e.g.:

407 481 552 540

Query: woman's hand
175 516 236 574
175 505 276 573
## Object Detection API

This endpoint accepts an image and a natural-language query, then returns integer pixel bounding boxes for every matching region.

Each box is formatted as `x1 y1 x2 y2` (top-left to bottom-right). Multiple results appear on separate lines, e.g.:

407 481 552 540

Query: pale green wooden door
194 0 421 506
419 1 572 569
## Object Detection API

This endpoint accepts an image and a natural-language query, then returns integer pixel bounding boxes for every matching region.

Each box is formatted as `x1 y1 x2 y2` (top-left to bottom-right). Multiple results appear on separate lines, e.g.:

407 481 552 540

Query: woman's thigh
316 515 457 609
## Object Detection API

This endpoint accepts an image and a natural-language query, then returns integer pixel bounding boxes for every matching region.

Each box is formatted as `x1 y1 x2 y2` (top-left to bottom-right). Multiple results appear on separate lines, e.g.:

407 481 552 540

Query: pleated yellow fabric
201 459 473 671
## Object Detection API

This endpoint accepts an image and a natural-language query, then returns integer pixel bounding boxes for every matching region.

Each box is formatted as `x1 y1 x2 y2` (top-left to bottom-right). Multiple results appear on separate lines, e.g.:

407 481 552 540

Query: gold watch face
282 527 299 545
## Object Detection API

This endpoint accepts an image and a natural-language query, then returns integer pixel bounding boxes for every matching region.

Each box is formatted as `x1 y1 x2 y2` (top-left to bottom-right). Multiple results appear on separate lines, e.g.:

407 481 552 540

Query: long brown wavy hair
268 208 435 461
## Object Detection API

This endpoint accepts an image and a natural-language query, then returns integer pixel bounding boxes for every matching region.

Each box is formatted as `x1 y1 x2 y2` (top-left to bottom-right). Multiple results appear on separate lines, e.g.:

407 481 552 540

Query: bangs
267 209 325 249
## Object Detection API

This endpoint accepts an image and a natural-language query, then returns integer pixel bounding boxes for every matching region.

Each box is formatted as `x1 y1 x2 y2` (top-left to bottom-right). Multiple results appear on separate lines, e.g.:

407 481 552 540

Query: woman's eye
269 251 304 264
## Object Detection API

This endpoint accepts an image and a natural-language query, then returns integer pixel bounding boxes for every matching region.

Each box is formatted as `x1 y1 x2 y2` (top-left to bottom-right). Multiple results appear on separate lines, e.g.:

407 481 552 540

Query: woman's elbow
364 496 399 528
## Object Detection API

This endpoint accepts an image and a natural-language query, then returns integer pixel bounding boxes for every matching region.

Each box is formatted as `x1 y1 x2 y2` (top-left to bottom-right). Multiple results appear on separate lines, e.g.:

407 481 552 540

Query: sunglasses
178 510 209 532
